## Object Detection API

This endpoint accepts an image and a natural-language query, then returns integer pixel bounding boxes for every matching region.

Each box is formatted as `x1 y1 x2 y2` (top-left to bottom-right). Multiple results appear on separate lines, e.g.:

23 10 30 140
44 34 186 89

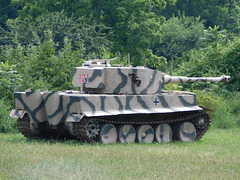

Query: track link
72 111 211 143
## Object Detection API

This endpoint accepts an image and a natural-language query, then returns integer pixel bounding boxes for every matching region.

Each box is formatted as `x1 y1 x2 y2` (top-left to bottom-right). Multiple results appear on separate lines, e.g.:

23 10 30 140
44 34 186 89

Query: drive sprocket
72 118 100 143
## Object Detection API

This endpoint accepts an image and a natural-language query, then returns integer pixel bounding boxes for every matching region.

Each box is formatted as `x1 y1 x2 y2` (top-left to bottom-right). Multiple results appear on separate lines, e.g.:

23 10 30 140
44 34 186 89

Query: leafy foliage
15 0 92 20
102 0 165 66
0 99 17 133
10 0 175 64
161 0 240 34
0 0 22 29
1 11 110 57
0 61 22 101
153 14 205 73
2 33 85 91
178 27 240 91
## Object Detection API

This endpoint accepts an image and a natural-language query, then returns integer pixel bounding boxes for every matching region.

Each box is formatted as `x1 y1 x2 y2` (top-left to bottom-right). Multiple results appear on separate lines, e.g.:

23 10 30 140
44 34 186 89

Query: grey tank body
10 60 230 143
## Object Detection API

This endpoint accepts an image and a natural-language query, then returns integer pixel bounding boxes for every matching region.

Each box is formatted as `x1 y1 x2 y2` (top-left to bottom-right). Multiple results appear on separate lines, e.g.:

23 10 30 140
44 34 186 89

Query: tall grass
210 92 240 128
0 128 239 179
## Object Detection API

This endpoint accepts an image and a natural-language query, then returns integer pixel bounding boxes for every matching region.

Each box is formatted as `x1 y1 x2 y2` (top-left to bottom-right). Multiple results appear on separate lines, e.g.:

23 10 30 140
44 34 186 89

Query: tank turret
72 59 230 95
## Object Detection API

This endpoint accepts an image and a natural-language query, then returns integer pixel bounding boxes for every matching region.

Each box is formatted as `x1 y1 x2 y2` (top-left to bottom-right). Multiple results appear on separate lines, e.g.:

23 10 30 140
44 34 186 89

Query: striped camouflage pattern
72 65 230 94
10 60 230 132
72 66 165 94
10 90 201 126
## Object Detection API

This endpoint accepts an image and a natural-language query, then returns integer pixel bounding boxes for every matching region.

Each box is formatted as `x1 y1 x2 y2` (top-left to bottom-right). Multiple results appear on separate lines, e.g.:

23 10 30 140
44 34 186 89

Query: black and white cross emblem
154 97 159 107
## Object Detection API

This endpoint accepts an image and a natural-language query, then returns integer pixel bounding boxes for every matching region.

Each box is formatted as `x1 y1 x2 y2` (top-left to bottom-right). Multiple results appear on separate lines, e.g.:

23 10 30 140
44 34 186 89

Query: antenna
128 53 130 66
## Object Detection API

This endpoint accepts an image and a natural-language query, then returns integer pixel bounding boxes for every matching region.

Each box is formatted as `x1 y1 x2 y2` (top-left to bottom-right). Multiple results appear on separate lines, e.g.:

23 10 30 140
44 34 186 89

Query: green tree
15 0 92 21
0 0 22 29
1 11 110 57
6 0 177 65
161 0 240 34
4 31 85 91
153 14 205 74
99 0 176 66
178 28 240 91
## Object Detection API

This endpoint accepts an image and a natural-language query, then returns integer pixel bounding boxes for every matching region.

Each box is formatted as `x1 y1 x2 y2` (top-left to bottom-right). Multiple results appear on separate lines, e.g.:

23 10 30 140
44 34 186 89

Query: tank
9 59 230 144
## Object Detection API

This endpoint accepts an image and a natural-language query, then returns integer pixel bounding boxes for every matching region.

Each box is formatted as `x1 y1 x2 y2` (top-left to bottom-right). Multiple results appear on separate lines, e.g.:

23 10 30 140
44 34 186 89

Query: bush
177 28 240 91
0 99 17 133
0 61 22 102
193 90 225 110
193 90 240 129
227 92 240 126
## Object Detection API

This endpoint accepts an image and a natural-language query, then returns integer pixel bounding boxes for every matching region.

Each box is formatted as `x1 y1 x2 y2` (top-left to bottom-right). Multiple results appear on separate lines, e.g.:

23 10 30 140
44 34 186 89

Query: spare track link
72 111 211 143
17 115 37 138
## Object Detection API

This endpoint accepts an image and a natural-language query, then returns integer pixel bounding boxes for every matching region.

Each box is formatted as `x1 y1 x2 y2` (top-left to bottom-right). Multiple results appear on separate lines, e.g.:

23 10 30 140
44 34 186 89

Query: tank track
17 115 37 138
72 111 211 143
17 111 210 143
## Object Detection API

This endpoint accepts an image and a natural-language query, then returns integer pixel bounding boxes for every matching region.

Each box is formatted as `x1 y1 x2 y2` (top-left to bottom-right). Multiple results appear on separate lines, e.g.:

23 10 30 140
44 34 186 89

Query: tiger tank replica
9 59 230 144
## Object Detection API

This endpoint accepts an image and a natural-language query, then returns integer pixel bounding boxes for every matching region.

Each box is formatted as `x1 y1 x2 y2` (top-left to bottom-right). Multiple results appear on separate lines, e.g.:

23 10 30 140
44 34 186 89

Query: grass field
0 128 239 180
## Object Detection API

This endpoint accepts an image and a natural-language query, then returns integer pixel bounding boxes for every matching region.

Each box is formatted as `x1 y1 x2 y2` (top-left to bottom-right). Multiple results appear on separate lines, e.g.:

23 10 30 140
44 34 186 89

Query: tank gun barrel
164 75 230 84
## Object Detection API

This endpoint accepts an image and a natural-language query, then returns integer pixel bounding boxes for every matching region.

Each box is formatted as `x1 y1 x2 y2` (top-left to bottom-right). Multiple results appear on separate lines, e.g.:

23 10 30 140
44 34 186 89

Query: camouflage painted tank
9 59 230 144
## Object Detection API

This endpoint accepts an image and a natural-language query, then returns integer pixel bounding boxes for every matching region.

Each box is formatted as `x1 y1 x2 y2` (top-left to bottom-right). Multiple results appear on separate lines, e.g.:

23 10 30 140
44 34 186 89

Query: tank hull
10 90 210 143
11 90 202 124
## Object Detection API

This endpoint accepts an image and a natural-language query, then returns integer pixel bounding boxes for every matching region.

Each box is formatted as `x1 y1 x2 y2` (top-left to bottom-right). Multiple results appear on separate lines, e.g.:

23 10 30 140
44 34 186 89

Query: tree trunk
97 0 104 24
170 56 174 75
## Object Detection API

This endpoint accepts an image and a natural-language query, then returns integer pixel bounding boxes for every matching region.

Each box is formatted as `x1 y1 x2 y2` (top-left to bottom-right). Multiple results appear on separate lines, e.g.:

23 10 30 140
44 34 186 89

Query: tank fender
9 109 26 118
66 113 85 123
199 106 214 112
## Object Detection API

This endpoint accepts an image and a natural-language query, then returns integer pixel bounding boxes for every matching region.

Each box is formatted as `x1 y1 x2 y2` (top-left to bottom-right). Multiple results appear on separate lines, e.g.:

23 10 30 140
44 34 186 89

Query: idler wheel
118 125 136 143
196 115 209 130
155 124 172 143
100 124 117 144
177 122 196 142
136 125 154 143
